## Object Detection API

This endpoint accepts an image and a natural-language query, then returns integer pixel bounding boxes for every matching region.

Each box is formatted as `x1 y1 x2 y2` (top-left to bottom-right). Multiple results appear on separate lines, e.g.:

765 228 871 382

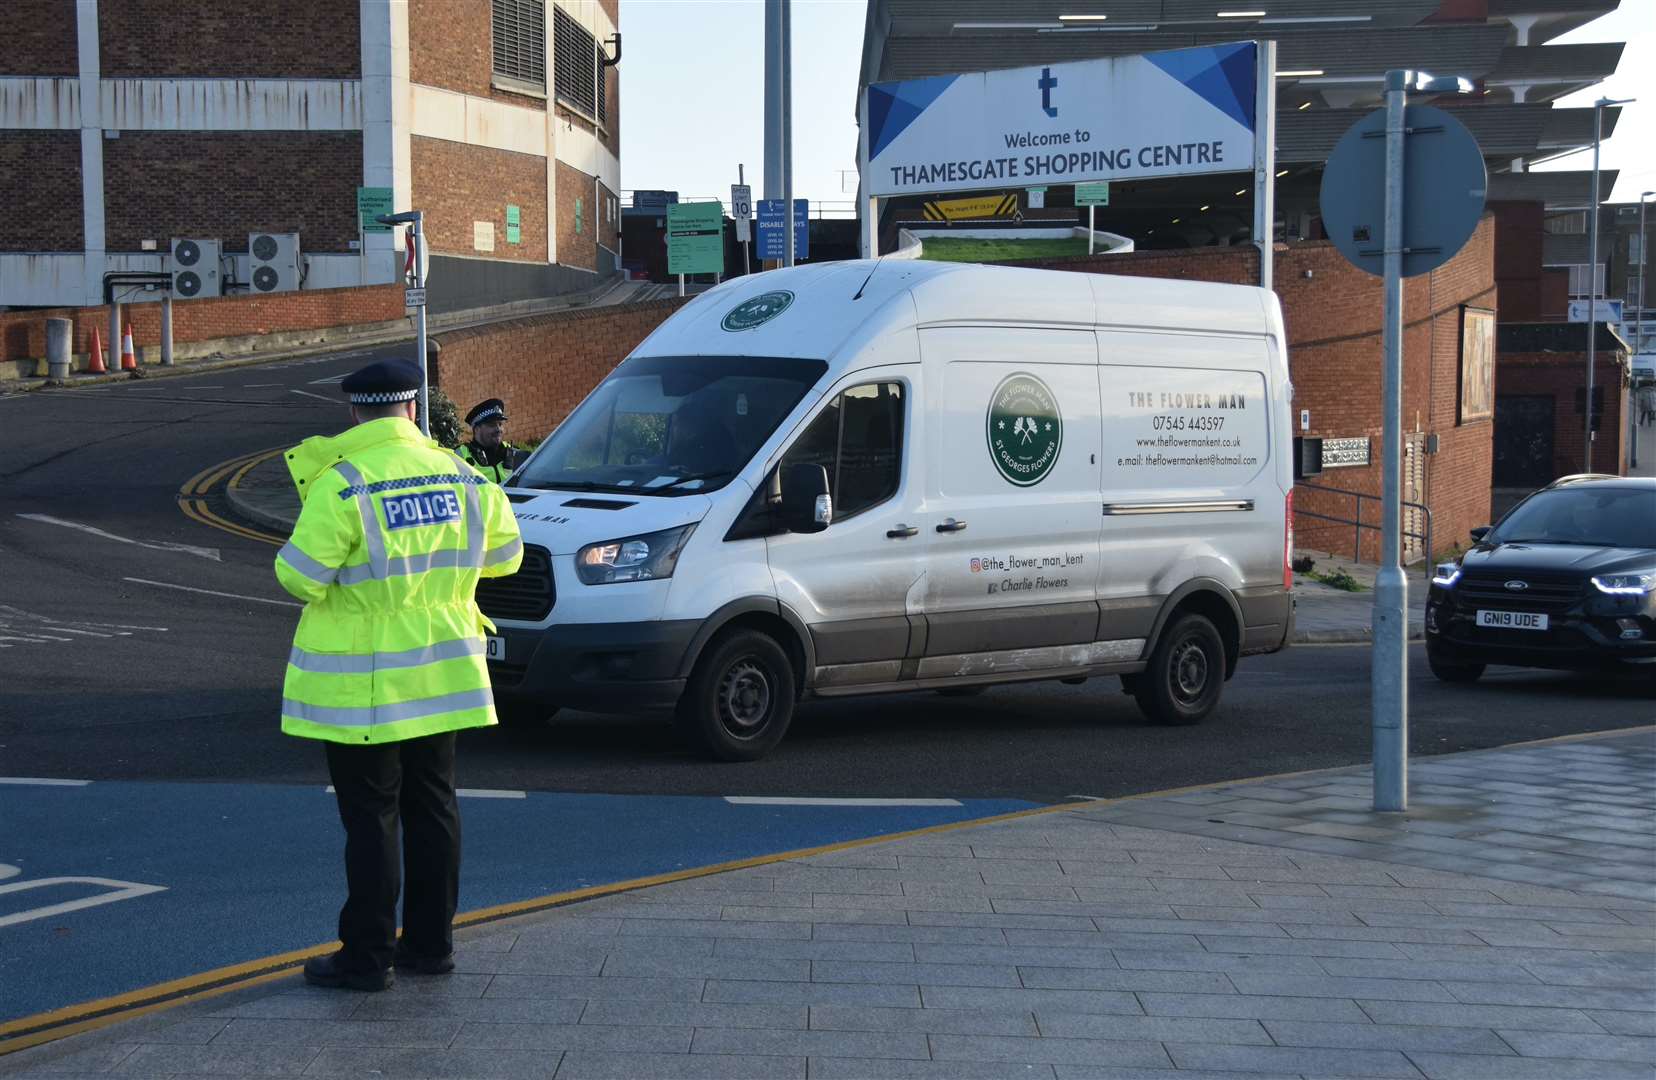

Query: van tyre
1134 613 1224 726
677 630 796 761
1427 647 1485 683
495 699 559 727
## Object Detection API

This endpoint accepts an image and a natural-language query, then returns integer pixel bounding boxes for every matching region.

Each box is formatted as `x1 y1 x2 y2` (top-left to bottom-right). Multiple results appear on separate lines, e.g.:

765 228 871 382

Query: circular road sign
1319 103 1487 279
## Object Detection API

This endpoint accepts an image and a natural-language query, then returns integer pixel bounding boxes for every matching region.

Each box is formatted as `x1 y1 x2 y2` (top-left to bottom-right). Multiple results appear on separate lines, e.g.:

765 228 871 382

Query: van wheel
1134 613 1224 726
677 630 796 761
495 699 559 727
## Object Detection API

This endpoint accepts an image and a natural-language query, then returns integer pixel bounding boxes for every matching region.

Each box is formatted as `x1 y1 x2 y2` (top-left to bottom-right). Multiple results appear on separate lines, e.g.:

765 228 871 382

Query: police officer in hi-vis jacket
274 359 522 991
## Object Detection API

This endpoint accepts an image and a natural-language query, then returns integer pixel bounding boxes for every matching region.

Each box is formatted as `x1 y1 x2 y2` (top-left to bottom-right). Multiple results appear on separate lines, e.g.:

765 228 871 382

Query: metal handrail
1295 480 1435 583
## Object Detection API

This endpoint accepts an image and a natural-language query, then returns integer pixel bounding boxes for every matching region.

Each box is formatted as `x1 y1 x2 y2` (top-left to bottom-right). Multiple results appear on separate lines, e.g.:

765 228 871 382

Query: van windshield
516 354 827 496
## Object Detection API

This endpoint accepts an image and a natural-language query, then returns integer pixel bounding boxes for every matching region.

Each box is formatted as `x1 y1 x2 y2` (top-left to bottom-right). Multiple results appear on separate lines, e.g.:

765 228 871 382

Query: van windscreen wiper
649 470 734 492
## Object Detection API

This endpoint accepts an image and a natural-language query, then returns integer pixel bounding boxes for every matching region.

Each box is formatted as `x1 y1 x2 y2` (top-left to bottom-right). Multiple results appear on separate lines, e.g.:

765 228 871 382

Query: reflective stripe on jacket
458 442 516 484
274 417 524 745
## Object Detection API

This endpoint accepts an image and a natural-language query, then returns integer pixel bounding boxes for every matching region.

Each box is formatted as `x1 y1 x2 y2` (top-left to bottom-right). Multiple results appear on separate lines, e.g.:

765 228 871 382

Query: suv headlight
575 525 695 585
1591 569 1656 596
1431 562 1462 587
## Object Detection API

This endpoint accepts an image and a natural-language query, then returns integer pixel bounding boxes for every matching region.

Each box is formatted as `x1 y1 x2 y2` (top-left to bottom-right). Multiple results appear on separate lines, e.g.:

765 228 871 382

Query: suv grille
476 543 554 621
1457 570 1582 613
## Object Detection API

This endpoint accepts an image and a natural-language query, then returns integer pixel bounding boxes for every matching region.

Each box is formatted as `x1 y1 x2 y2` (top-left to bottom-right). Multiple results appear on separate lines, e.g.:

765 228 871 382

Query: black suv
1426 475 1656 682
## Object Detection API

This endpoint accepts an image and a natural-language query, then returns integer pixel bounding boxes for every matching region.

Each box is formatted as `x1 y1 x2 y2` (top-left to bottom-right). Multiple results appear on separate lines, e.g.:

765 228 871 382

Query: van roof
632 259 1279 364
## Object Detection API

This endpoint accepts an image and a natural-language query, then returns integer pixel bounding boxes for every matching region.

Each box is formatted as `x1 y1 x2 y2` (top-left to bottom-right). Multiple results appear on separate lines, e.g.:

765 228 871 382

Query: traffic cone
87 325 106 374
120 322 137 371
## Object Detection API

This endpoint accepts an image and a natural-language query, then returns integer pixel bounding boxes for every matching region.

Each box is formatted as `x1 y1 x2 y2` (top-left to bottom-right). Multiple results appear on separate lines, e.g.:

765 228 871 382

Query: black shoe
393 943 456 975
303 951 393 991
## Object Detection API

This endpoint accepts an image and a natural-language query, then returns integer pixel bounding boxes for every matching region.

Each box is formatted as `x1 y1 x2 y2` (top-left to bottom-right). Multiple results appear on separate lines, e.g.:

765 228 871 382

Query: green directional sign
357 187 394 232
667 201 724 276
1075 181 1111 206
505 204 521 245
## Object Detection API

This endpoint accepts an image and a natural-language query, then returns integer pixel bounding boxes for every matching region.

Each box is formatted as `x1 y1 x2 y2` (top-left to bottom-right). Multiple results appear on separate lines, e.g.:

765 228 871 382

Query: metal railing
1295 480 1435 583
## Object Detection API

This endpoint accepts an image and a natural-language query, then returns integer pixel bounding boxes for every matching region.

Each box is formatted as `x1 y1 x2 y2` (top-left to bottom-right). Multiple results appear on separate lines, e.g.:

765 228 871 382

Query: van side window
781 382 903 521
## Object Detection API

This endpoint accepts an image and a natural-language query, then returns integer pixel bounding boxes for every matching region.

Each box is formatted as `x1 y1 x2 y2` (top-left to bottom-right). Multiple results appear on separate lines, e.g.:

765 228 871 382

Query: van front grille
476 543 555 621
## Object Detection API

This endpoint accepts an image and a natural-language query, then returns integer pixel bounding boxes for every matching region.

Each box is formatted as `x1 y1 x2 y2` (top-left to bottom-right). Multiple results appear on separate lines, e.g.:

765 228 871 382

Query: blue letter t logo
1039 67 1058 118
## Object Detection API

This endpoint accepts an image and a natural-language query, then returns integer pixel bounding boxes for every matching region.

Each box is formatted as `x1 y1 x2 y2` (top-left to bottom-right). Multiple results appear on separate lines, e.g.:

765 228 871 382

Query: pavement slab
4 729 1652 1080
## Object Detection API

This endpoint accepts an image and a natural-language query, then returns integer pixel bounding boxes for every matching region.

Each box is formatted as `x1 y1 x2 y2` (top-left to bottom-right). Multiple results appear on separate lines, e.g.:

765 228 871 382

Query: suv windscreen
1492 487 1656 549
516 354 827 496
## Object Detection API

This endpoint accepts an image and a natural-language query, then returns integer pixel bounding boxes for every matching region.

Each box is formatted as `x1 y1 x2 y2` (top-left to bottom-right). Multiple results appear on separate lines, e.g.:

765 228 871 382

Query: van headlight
1431 563 1462 588
1591 569 1656 596
575 525 696 585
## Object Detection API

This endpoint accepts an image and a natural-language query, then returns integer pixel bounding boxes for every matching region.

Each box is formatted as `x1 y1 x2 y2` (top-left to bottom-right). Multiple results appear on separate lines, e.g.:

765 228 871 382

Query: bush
427 387 463 449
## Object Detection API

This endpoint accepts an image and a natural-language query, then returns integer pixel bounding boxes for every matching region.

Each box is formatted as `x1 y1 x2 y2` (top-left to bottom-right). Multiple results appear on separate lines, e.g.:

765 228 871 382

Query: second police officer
459 398 522 484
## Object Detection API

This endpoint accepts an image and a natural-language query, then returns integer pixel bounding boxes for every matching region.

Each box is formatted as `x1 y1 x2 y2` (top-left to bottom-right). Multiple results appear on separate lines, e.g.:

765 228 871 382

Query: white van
483 260 1294 760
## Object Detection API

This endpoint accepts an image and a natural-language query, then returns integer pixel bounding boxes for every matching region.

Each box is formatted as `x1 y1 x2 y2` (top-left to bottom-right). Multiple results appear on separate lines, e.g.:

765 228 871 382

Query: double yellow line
176 448 288 546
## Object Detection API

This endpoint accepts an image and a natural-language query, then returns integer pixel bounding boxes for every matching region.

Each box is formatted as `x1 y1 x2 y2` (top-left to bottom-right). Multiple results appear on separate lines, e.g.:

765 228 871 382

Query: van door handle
886 525 919 539
935 518 968 533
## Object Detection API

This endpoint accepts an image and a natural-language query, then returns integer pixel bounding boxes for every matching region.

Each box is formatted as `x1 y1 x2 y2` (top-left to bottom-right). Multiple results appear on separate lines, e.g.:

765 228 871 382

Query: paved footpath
3 727 1651 1079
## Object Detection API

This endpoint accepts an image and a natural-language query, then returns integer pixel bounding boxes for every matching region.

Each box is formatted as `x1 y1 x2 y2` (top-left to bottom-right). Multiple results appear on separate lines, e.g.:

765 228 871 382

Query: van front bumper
486 621 700 714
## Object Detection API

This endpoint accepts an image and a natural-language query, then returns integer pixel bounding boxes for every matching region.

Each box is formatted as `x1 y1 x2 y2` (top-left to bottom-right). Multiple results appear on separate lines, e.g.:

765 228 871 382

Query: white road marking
0 877 168 929
246 383 281 387
289 388 340 403
722 796 964 807
309 374 347 385
0 777 92 786
0 864 17 881
0 604 168 649
122 577 301 608
323 786 526 799
17 514 221 561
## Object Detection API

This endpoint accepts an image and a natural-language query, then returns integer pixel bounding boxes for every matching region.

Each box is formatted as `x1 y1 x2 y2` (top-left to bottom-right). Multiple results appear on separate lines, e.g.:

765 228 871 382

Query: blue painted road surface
0 781 1035 1024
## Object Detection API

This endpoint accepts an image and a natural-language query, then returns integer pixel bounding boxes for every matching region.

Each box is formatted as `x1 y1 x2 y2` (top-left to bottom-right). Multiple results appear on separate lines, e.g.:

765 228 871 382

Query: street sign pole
1088 205 1095 256
1253 40 1278 293
781 0 795 269
1373 70 1409 812
1585 105 1603 474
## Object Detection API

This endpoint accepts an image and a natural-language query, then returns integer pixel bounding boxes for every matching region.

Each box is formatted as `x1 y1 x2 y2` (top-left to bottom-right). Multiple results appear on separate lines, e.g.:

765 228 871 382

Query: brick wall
0 132 83 250
1498 351 1629 477
103 132 362 253
99 2 359 78
432 299 688 436
1491 201 1545 323
556 160 599 272
411 137 549 262
0 285 406 369
409 0 547 110
0 0 78 75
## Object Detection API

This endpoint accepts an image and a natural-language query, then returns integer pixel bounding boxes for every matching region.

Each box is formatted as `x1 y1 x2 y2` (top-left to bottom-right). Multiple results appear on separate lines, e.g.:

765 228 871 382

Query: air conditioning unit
170 238 222 298
248 232 301 294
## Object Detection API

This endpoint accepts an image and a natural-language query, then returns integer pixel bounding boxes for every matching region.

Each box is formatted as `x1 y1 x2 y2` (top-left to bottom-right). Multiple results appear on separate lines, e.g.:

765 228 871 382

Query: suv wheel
1427 647 1485 683
1134 613 1224 726
676 629 797 761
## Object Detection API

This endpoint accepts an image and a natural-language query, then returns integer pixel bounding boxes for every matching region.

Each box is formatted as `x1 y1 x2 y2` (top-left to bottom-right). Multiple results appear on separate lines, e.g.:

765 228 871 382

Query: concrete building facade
0 0 621 315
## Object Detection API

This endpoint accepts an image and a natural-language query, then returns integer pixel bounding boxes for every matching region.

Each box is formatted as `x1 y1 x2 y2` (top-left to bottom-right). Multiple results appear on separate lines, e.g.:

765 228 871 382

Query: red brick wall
1498 351 1629 477
432 299 688 437
409 0 547 110
98 2 359 78
103 133 362 253
556 160 599 271
0 286 406 369
0 0 78 75
1491 201 1545 323
0 132 83 250
411 137 549 262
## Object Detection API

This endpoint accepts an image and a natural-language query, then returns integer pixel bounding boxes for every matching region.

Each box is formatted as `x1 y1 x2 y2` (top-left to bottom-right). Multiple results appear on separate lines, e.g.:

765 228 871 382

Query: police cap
341 359 422 405
466 398 507 426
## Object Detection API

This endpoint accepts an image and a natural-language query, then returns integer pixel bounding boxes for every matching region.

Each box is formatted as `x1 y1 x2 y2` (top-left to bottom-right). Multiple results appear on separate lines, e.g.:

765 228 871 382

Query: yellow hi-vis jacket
274 417 524 744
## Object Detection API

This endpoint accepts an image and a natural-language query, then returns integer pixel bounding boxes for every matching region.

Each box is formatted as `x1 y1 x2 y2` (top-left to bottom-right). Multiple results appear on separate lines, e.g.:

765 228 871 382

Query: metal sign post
1319 71 1482 813
376 209 430 436
733 166 753 276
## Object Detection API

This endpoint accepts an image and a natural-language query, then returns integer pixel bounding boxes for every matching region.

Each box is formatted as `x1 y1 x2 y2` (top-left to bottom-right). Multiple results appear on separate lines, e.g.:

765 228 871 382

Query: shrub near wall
430 298 689 438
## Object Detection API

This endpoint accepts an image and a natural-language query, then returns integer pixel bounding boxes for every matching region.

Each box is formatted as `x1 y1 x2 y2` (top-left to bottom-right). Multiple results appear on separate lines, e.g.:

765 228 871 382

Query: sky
618 2 1653 208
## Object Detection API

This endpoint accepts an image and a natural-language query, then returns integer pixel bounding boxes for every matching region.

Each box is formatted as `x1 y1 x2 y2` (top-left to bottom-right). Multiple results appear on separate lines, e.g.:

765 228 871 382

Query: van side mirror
1470 526 1491 543
780 464 831 534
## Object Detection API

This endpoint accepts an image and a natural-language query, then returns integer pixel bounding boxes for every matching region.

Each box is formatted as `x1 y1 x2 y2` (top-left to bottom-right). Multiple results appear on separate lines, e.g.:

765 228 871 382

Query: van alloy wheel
1170 638 1210 704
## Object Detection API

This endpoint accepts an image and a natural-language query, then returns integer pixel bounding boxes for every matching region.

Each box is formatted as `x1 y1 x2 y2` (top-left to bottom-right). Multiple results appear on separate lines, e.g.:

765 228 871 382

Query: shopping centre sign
861 42 1262 198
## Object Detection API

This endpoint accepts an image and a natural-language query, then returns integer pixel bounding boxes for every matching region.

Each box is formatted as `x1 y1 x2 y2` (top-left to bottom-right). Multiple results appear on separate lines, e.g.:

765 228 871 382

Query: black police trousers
323 731 460 973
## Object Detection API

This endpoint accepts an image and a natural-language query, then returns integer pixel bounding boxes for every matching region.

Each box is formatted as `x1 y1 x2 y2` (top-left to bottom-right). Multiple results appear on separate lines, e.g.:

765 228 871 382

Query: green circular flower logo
987 373 1063 487
721 290 795 331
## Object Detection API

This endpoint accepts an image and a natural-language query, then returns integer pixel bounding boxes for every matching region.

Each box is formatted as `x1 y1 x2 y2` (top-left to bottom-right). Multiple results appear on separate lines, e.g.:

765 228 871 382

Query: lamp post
1585 96 1635 472
1640 191 1654 355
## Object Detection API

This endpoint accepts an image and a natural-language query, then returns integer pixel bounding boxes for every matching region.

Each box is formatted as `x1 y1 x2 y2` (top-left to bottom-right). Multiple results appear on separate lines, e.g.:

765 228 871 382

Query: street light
1585 96 1635 473
1640 190 1654 355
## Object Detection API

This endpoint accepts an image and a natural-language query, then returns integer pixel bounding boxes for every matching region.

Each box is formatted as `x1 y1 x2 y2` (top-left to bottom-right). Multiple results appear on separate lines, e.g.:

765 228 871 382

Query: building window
492 0 546 95
1548 263 1605 298
1632 234 1645 266
553 6 606 127
1544 211 1586 236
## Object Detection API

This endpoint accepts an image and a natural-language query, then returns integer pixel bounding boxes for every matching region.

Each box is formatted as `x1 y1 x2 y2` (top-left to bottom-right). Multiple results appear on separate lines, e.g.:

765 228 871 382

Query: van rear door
916 327 1107 676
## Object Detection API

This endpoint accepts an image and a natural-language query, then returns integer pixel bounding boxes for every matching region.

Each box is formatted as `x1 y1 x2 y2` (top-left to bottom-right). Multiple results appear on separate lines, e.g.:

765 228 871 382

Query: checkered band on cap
349 389 420 404
471 405 504 424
